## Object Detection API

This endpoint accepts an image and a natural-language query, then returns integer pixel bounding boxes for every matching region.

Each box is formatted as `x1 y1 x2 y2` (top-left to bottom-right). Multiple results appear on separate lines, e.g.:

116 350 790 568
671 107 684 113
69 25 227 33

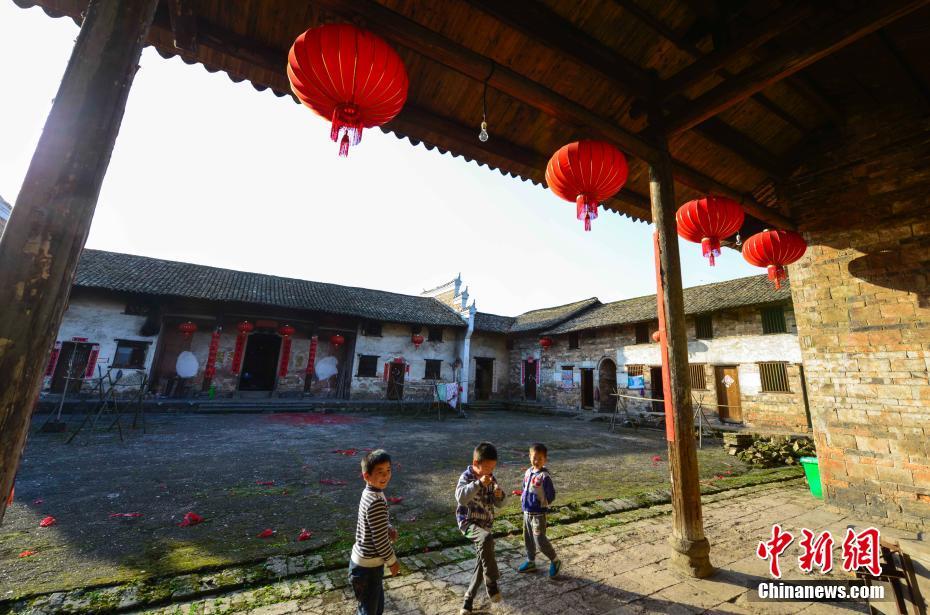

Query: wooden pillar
0 0 159 522
648 138 715 578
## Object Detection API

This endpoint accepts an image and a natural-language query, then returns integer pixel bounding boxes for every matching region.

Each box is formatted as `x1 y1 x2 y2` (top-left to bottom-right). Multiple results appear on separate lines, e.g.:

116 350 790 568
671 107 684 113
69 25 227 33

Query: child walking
455 442 506 614
349 450 400 615
517 443 561 577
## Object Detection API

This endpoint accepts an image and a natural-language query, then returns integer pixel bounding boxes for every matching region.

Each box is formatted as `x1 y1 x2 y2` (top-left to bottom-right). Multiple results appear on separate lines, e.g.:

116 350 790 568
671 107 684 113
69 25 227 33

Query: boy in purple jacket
517 443 561 577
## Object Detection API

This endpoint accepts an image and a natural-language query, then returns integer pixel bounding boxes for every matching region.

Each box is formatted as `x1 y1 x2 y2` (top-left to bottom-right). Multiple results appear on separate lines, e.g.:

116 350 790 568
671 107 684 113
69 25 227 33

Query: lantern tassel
768 265 786 289
332 104 364 157
339 133 351 157
576 195 597 232
701 237 721 267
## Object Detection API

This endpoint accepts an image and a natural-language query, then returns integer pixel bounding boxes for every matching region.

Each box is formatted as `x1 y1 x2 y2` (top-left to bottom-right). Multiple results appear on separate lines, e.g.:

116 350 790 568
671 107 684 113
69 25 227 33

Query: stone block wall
786 106 930 531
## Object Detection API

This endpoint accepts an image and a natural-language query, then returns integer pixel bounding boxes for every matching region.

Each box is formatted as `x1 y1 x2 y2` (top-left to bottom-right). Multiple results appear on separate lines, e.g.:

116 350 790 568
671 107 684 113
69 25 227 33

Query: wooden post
0 0 159 522
648 138 715 578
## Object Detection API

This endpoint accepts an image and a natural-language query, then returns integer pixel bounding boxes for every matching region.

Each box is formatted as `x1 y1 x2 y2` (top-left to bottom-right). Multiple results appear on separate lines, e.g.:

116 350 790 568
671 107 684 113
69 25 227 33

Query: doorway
650 366 665 413
598 359 617 412
523 360 536 401
50 341 93 394
715 365 743 423
580 368 595 409
474 358 493 401
387 361 405 400
239 333 281 392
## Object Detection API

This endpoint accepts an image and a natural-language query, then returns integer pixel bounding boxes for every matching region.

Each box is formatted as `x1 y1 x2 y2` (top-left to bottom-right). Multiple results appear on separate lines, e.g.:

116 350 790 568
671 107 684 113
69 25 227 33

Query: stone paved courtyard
1 409 781 603
143 480 924 615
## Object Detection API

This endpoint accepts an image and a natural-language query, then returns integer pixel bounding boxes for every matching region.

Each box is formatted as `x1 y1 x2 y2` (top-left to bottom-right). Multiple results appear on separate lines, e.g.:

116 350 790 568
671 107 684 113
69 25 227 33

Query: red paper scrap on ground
109 512 143 518
405 516 417 522
651 455 662 466
512 490 523 496
265 413 362 426
257 529 274 538
298 529 313 541
39 516 56 528
332 449 358 456
18 550 36 558
256 480 275 486
320 479 347 486
178 512 204 527
386 496 403 504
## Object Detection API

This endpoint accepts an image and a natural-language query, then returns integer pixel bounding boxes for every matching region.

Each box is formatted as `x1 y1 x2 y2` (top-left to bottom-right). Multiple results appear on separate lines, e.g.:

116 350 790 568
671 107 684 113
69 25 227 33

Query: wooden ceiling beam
166 0 197 52
877 29 930 109
310 0 793 229
663 0 930 135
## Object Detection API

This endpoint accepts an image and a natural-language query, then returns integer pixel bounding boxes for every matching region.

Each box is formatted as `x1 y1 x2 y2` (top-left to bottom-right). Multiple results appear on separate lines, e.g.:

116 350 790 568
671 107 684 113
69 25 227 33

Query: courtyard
0 409 799 609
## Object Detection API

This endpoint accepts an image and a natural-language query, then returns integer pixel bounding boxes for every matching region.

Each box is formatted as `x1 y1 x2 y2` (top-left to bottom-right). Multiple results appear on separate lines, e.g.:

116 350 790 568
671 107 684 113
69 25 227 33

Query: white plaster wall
616 333 801 370
468 332 510 395
352 322 463 393
48 293 158 387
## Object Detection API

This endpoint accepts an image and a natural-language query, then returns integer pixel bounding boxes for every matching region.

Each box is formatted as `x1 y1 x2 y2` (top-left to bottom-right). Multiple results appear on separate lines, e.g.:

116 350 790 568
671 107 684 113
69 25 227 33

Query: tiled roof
507 297 601 333
473 312 516 333
0 195 11 219
74 250 466 327
544 275 791 335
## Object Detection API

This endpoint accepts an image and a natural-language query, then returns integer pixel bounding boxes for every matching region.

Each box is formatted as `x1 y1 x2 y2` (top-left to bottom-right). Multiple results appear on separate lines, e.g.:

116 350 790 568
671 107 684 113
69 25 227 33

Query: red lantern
411 334 424 349
330 334 345 350
676 196 745 266
545 140 628 232
278 324 296 337
178 321 198 339
540 337 553 350
651 331 661 343
287 23 409 157
232 321 254 376
278 325 296 377
742 229 807 289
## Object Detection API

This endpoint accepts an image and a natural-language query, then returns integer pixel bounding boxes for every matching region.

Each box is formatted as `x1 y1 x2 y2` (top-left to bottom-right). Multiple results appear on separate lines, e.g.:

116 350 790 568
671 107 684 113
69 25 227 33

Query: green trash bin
799 456 823 499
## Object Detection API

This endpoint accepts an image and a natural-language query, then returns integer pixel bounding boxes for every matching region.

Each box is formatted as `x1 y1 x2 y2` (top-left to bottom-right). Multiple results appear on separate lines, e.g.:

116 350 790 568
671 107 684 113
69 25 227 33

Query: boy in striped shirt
455 442 506 614
349 450 399 615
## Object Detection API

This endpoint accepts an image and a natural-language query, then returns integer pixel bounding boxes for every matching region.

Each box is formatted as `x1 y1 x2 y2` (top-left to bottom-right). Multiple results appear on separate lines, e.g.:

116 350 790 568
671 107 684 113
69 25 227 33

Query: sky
0 3 762 316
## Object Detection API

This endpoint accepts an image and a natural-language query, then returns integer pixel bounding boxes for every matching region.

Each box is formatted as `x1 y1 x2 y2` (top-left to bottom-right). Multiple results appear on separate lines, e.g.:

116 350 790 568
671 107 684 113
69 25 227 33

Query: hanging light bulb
735 232 742 247
478 120 489 142
477 65 493 143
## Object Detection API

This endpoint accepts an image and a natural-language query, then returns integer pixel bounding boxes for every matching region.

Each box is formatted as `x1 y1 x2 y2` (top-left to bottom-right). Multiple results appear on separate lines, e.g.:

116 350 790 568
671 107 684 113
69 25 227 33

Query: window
695 314 713 339
357 355 378 377
759 362 791 392
362 321 382 337
506 338 514 350
626 364 644 378
424 359 442 380
123 302 149 316
635 323 650 344
568 332 579 349
427 327 443 342
689 364 707 389
112 340 149 369
761 306 787 334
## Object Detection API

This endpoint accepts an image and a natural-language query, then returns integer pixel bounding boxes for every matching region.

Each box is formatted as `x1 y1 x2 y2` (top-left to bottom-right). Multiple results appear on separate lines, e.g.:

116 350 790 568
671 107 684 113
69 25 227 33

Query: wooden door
650 366 664 413
475 358 492 401
581 369 594 408
523 360 536 400
598 360 617 411
715 366 742 423
387 362 405 400
50 342 92 393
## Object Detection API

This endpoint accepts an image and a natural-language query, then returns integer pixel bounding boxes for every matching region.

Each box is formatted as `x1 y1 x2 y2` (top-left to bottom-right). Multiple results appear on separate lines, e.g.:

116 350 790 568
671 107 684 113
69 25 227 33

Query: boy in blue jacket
518 443 561 577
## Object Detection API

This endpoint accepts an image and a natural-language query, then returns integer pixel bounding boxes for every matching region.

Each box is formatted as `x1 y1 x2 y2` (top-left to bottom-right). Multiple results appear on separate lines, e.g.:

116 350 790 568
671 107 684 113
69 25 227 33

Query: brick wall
786 106 930 531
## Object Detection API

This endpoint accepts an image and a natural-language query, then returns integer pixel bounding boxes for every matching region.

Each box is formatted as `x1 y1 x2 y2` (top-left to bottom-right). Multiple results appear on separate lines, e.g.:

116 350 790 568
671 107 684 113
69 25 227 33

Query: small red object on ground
512 489 523 496
18 550 36 558
257 528 274 538
386 496 403 504
178 512 204 527
298 529 313 541
256 480 275 486
39 516 56 527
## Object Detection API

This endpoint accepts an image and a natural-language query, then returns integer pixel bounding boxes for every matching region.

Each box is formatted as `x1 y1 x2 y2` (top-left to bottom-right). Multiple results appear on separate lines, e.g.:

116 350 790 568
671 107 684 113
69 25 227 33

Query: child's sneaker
487 583 502 603
517 560 536 573
549 559 562 578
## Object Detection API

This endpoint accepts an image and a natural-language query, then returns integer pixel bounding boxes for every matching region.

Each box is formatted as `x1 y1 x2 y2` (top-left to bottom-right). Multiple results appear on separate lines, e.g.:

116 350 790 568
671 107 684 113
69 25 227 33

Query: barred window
695 314 713 339
428 327 443 342
761 306 787 334
635 323 650 344
689 364 707 389
424 359 442 380
568 332 579 349
362 321 382 337
759 362 790 392
357 355 378 377
626 364 644 378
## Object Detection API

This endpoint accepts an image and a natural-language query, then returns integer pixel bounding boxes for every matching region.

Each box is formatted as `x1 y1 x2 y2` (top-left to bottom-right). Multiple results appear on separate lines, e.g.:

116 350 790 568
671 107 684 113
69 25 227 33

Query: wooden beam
0 0 159 521
167 0 197 52
693 118 786 179
878 29 930 110
664 0 930 135
648 135 714 578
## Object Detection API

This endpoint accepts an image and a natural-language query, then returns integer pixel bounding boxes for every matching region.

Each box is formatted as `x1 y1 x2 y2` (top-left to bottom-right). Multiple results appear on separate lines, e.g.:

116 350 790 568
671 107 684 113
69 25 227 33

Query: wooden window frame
626 364 644 378
761 306 787 335
759 362 791 392
689 364 707 390
427 326 443 342
362 321 383 337
568 332 579 349
695 314 713 340
356 355 379 378
424 359 442 380
112 339 150 369
635 323 650 344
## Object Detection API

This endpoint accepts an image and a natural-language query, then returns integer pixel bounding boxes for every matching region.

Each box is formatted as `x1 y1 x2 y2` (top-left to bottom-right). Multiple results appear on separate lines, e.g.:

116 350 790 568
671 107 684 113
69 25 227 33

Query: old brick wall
786 106 930 531
468 331 510 401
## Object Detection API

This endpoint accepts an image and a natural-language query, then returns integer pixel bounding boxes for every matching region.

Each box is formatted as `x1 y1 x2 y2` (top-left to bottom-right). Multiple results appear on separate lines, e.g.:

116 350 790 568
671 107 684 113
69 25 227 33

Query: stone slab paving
142 481 927 615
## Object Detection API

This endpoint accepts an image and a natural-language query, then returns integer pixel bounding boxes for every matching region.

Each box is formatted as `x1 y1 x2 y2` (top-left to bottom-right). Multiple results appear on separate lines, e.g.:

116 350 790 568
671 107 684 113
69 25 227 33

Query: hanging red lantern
411 334 424 349
545 140 628 232
204 329 222 380
277 325 296 377
651 331 661 343
287 23 409 157
675 195 745 266
540 337 553 350
330 334 345 350
231 321 254 376
178 321 198 339
742 229 807 289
